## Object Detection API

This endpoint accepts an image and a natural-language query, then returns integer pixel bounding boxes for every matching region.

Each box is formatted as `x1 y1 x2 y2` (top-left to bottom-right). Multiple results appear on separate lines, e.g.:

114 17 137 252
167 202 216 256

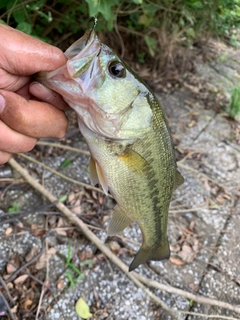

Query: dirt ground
0 40 240 320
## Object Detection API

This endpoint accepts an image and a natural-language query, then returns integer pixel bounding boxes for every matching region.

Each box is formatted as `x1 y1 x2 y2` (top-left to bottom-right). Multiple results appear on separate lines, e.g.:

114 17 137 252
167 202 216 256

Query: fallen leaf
189 221 196 231
57 279 65 290
182 228 194 235
25 247 39 262
35 248 57 270
75 297 92 319
54 228 68 236
178 244 196 263
71 198 81 214
22 299 33 310
223 193 232 200
5 227 12 236
169 256 185 266
11 305 18 313
32 229 46 237
216 195 224 203
6 260 17 274
188 120 197 128
31 224 39 230
189 283 199 292
6 283 13 289
109 241 120 253
14 274 28 284
169 243 180 253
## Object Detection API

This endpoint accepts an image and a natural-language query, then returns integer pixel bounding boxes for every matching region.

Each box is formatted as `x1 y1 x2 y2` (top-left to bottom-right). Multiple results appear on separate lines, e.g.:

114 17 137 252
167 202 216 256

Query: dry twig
8 158 240 319
19 153 105 195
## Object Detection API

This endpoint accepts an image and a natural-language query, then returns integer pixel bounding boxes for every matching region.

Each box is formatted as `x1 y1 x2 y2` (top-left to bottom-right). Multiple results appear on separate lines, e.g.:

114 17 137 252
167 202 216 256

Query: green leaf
60 158 72 168
85 0 100 17
85 0 117 21
185 27 196 38
189 299 194 307
75 297 92 319
59 194 67 203
66 271 75 287
6 0 17 11
0 19 7 25
69 263 82 276
80 259 93 268
8 202 19 213
0 0 9 9
16 22 32 34
144 35 156 57
132 0 142 3
138 14 152 26
188 1 203 9
66 244 71 266
27 0 45 11
13 6 26 24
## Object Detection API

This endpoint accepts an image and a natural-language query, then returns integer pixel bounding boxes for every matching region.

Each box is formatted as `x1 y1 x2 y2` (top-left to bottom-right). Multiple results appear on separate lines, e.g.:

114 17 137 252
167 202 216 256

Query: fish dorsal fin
89 156 99 186
95 161 108 195
173 170 184 191
107 205 133 236
118 149 149 173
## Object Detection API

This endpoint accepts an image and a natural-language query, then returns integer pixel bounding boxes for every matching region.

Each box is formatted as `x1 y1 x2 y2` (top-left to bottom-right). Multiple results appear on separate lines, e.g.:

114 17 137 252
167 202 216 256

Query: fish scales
36 30 184 271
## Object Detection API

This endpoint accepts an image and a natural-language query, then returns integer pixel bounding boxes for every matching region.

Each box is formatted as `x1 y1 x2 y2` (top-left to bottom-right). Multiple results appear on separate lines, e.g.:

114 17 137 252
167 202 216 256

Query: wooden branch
8 158 240 319
8 158 181 320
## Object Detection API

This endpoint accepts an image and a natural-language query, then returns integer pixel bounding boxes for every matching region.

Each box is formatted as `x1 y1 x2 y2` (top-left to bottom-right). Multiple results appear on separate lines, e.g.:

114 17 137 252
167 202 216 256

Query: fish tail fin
128 240 170 272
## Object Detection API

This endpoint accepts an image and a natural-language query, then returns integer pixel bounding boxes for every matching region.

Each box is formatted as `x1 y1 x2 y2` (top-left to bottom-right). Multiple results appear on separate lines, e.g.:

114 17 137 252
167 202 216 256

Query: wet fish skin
36 30 184 271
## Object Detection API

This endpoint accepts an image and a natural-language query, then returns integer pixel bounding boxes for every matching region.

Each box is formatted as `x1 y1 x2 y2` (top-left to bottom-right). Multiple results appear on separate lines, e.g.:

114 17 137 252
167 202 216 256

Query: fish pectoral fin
128 240 170 272
117 149 149 173
107 206 132 236
95 161 109 195
173 170 184 191
89 156 99 186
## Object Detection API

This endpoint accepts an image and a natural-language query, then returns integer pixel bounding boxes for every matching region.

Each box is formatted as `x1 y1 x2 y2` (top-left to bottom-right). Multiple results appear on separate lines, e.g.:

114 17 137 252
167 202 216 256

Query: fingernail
0 94 6 113
30 82 53 101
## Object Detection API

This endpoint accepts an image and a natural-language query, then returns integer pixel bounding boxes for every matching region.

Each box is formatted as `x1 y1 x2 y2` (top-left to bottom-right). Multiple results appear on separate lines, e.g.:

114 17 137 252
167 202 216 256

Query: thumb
0 90 68 139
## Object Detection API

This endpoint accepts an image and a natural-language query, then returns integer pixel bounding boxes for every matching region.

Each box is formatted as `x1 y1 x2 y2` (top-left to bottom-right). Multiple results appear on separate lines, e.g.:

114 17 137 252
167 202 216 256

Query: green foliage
65 244 84 288
228 83 240 119
0 0 240 58
8 202 19 213
60 158 72 169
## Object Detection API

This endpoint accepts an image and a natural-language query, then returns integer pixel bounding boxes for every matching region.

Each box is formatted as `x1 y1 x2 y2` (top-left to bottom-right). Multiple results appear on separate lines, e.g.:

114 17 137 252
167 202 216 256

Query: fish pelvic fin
107 205 132 236
128 240 170 272
89 156 99 186
95 161 108 195
89 157 109 195
173 170 184 191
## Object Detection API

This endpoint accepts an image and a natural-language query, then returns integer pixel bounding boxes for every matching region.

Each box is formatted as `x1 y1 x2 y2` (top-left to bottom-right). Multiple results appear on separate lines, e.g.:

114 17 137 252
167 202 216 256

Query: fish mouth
35 30 102 93
65 30 102 82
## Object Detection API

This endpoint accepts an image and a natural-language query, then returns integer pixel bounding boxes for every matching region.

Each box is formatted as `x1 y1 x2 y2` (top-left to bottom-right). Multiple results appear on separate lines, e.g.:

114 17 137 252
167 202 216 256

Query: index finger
0 25 67 75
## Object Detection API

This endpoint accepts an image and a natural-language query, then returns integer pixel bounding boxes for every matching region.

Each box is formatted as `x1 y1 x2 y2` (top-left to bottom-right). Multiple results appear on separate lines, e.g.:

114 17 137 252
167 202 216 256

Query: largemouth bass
37 30 184 271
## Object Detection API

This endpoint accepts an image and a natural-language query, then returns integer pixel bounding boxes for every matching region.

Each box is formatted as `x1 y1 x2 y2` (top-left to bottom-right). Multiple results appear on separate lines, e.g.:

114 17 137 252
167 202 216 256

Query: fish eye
108 61 126 78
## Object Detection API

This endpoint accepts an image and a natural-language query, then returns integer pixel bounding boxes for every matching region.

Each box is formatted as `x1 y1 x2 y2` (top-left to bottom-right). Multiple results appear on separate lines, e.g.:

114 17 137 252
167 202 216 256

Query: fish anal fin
129 240 170 272
89 156 99 186
95 161 108 195
173 170 184 191
118 149 149 172
107 206 132 236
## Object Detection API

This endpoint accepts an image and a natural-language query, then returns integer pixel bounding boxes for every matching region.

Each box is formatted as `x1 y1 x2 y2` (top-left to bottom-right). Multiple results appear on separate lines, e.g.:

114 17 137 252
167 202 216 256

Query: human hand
0 24 69 164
